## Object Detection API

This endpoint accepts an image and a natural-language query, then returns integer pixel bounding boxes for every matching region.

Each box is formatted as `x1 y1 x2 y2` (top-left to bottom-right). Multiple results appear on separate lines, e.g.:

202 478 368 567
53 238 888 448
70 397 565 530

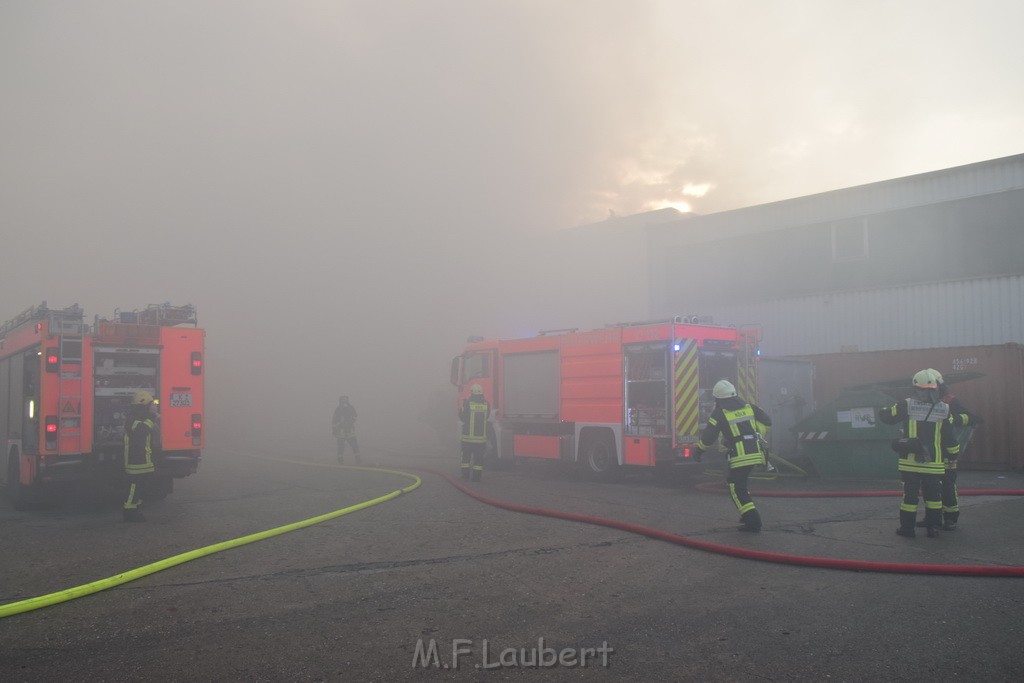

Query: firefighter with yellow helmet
122 389 161 522
694 379 772 532
878 369 961 538
460 384 490 482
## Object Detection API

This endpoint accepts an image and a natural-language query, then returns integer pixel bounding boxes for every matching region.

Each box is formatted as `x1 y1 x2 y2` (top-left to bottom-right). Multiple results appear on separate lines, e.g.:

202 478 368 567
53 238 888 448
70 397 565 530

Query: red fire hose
434 471 1024 578
695 481 1024 498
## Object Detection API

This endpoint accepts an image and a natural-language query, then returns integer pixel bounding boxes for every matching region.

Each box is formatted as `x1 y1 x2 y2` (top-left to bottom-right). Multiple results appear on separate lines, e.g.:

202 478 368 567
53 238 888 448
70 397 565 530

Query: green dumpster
792 389 903 479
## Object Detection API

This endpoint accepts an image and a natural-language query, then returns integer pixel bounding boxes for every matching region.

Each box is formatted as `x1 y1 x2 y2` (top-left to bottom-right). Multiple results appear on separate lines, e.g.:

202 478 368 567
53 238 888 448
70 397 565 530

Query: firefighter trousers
123 473 153 515
461 442 485 481
726 465 761 530
900 471 942 530
941 469 959 525
336 434 360 459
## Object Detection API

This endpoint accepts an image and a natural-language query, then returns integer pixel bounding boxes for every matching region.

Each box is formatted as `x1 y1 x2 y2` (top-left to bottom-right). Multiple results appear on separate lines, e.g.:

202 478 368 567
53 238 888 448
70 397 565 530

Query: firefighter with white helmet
694 379 772 532
879 369 961 538
919 369 983 531
460 384 490 482
712 379 737 400
122 390 160 522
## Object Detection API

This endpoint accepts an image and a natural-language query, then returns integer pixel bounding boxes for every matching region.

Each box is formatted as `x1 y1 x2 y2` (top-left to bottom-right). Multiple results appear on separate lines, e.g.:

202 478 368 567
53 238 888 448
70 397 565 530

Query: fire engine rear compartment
93 345 160 449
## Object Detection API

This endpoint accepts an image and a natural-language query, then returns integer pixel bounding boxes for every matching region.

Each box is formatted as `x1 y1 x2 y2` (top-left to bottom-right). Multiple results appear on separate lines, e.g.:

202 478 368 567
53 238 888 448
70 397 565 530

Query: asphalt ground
1 446 1023 682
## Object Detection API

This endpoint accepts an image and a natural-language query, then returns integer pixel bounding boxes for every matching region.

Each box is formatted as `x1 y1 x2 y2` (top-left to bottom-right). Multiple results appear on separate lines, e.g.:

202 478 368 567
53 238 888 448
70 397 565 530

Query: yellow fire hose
0 458 420 619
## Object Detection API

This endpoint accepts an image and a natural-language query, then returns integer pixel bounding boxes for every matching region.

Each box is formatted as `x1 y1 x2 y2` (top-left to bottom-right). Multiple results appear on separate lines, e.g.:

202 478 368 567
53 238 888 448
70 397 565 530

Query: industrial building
607 153 1024 469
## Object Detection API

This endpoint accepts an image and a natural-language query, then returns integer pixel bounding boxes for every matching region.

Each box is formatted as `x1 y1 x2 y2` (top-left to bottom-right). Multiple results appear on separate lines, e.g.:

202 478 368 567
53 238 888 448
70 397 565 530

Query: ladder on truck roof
0 302 85 339
132 303 197 327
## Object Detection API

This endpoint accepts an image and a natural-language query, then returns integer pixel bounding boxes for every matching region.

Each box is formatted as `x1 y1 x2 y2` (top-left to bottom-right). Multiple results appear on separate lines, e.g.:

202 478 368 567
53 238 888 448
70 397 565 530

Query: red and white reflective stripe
799 432 829 440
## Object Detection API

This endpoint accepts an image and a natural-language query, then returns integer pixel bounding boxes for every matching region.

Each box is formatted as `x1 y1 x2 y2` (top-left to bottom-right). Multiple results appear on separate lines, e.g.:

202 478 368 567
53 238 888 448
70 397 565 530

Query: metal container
797 344 1024 469
792 389 904 479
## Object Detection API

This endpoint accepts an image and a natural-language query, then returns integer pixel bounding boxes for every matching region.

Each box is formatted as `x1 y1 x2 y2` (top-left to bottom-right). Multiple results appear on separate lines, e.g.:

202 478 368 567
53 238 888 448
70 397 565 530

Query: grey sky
2 1 1022 452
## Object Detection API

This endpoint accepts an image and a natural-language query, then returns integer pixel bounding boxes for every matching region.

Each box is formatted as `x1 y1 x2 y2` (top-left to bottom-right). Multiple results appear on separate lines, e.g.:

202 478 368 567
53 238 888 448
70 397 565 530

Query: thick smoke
2 1 1022 457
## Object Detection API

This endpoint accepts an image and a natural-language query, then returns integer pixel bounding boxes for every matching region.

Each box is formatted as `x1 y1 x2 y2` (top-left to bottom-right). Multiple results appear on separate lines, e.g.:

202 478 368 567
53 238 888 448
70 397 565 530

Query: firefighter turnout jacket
878 398 960 474
460 397 490 444
941 390 981 471
697 396 771 469
124 414 158 475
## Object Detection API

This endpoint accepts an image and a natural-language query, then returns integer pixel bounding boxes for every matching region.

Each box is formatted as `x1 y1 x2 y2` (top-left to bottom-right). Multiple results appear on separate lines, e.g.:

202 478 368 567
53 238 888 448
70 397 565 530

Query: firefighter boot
123 508 146 523
461 465 471 481
925 508 942 538
896 510 916 538
471 466 483 483
738 509 762 532
943 511 959 532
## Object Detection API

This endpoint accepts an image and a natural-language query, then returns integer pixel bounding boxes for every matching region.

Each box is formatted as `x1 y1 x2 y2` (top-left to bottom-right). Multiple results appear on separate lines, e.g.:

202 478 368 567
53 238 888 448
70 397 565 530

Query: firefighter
694 379 772 532
919 369 983 531
879 369 961 538
332 396 360 464
122 390 160 523
460 384 490 482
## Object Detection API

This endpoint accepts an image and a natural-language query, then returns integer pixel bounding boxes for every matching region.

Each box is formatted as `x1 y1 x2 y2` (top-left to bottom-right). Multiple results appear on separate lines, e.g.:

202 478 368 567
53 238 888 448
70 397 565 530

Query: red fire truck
450 317 759 476
0 302 205 509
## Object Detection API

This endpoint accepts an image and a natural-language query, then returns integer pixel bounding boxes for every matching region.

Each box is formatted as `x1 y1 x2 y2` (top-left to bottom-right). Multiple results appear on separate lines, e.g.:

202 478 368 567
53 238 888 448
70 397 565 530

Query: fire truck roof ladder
607 317 680 328
0 302 84 339
136 303 197 327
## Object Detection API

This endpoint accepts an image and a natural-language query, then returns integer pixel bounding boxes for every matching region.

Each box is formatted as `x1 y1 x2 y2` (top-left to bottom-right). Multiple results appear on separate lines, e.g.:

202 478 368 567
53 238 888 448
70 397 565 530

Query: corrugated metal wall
798 344 1024 470
708 275 1024 357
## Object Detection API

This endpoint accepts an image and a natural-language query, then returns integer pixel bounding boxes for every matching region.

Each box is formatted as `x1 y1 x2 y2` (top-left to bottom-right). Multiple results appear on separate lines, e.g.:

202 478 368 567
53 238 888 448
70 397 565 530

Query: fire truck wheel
7 449 38 511
582 433 620 479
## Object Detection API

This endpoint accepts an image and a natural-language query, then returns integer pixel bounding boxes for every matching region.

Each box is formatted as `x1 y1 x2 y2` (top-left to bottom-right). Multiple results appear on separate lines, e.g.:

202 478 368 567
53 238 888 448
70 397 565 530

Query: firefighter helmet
912 369 938 389
712 380 737 399
132 390 155 406
471 384 484 395
928 368 945 385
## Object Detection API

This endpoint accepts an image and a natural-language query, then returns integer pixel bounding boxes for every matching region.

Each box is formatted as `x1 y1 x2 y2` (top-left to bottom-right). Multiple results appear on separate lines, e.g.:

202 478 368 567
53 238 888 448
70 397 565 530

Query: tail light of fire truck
680 445 694 459
45 415 58 450
190 351 203 375
192 414 202 446
45 348 59 372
